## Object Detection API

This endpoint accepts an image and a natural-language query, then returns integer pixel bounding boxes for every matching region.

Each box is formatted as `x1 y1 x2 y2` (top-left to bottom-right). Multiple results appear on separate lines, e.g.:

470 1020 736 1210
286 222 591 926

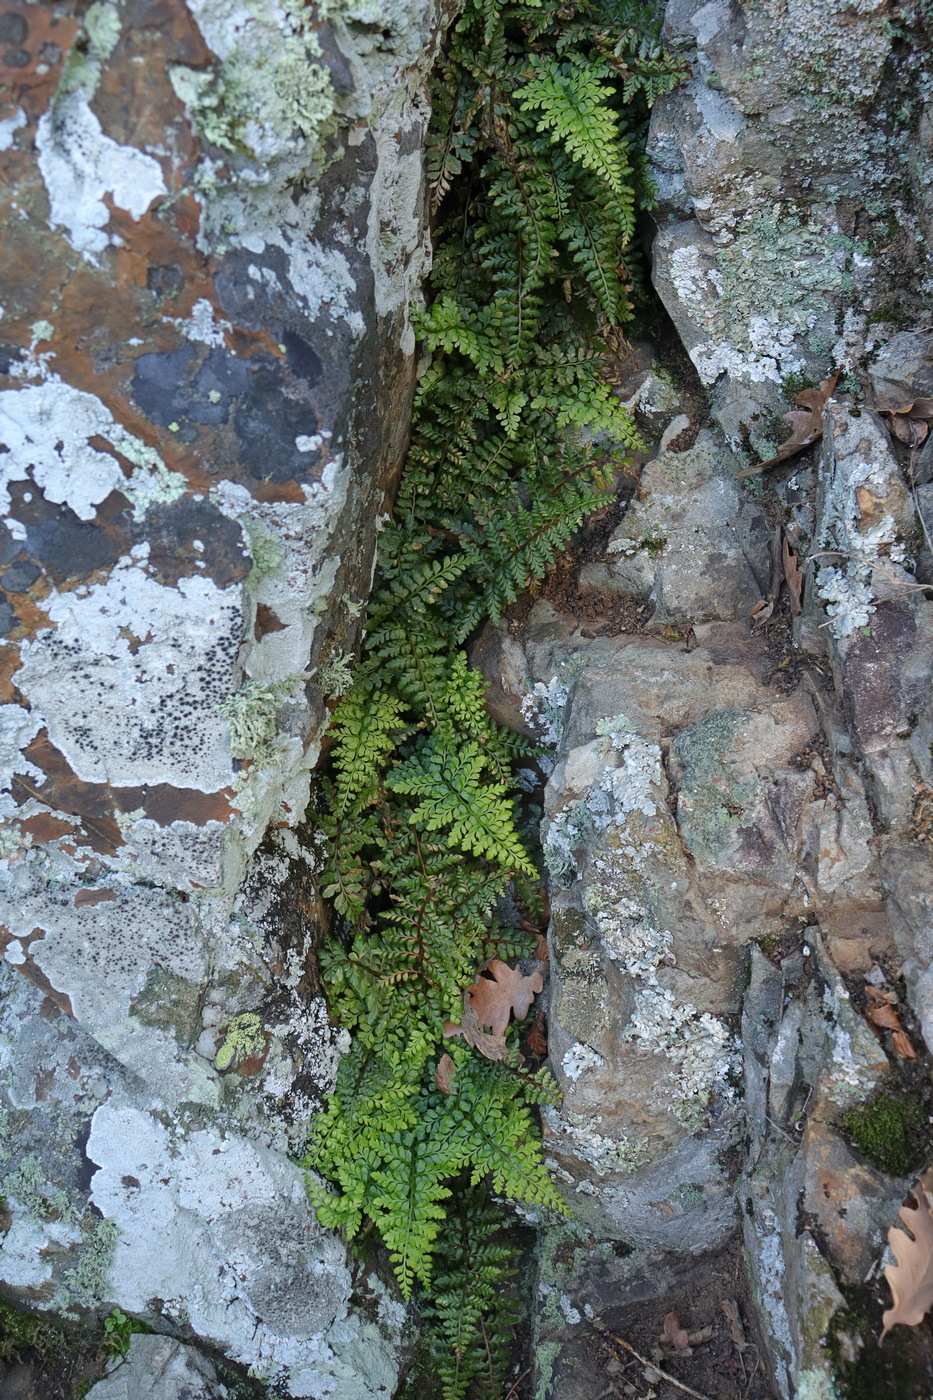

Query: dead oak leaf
444 999 507 1061
883 399 933 450
866 1002 904 1032
737 375 839 479
863 986 916 1057
467 958 544 1035
882 1180 933 1339
445 959 545 1061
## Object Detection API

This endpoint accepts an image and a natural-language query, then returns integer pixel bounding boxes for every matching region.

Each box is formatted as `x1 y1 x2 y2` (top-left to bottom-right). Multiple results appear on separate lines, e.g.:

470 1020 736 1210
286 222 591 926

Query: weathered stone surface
868 331 933 412
0 961 404 1395
740 940 900 1400
0 0 440 1388
578 428 770 622
648 0 933 448
511 337 933 1394
86 1335 223 1400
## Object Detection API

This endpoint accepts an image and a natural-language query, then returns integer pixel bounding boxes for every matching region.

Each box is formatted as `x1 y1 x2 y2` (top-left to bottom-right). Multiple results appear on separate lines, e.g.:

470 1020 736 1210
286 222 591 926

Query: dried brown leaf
893 1030 918 1061
686 1326 715 1346
865 985 897 1005
722 1299 746 1348
782 536 803 616
527 1008 548 1057
467 958 544 1036
434 1053 456 1095
884 398 933 419
882 1182 933 1338
737 375 838 478
886 412 930 448
532 932 550 962
750 598 774 623
443 1001 507 1061
659 1311 692 1357
867 1003 904 1032
768 524 784 600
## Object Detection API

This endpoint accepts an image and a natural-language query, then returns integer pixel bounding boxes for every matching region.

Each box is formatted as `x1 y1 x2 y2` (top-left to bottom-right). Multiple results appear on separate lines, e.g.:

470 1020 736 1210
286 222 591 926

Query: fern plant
421 1184 522 1400
305 0 684 1391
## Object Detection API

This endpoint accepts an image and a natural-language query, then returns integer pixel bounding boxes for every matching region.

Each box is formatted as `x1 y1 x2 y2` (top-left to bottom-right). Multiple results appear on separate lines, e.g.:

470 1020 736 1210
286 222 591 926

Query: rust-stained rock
0 0 441 1390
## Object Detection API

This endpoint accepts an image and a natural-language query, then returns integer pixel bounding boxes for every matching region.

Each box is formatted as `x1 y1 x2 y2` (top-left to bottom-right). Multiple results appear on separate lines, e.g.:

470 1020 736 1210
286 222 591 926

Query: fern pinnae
308 0 685 1375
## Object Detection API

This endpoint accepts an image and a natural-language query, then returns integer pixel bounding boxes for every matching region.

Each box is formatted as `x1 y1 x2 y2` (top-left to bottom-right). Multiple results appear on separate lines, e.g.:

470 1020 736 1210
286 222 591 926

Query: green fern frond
308 0 683 1350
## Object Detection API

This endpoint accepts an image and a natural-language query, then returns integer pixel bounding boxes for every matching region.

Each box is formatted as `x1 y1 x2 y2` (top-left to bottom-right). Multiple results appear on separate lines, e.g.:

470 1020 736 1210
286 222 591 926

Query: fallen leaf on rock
434 1052 456 1094
882 1179 933 1339
867 1002 903 1031
863 986 916 1057
865 984 897 1004
883 399 933 450
467 958 544 1036
737 375 839 478
783 536 803 616
751 528 803 621
659 1311 692 1357
722 1299 746 1348
893 1030 919 1061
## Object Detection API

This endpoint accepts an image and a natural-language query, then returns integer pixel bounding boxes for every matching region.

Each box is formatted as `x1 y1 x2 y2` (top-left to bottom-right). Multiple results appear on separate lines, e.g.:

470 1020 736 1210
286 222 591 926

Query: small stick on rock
608 1335 713 1400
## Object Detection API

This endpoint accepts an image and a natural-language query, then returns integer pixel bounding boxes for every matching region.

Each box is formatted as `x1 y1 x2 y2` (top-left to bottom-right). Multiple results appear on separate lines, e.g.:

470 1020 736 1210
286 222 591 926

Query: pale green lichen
672 207 866 385
673 710 759 864
170 0 336 171
114 435 186 519
243 519 286 587
58 1 122 99
3 1154 77 1224
218 674 308 762
55 1216 120 1316
214 1012 266 1071
318 651 355 698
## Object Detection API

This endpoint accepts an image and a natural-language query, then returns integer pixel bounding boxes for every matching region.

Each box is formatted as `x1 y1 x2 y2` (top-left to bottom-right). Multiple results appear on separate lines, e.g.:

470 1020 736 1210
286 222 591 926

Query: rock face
0 0 439 1392
478 339 933 1395
86 1335 224 1400
648 0 933 451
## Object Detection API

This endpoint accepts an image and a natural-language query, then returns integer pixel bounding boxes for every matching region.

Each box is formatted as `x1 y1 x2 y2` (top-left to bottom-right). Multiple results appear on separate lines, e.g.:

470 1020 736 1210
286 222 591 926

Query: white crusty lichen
521 676 569 746
544 1110 650 1178
36 92 167 263
165 297 232 348
624 986 739 1129
16 560 241 791
665 210 866 388
815 409 906 638
544 723 661 882
814 564 876 637
561 1042 604 1081
0 381 185 521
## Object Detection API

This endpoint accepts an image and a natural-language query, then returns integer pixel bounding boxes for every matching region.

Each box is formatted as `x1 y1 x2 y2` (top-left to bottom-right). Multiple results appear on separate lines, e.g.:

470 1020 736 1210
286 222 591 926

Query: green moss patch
843 1091 924 1176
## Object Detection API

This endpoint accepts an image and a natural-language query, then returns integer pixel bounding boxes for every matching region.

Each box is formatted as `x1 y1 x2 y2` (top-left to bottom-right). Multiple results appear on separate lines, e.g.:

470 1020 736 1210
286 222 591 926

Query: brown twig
503 1366 531 1400
608 1336 713 1400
